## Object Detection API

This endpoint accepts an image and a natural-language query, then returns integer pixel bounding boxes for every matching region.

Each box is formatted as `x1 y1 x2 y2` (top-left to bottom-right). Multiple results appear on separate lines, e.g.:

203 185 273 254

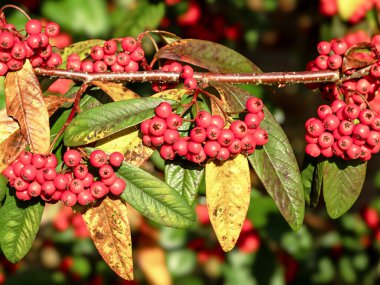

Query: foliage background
0 0 380 284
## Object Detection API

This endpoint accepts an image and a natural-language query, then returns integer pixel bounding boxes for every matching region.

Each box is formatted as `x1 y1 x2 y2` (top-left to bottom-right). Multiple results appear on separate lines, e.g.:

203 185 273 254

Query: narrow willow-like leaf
82 196 133 280
165 159 204 206
0 194 44 263
59 39 105 68
64 98 178 146
205 155 251 252
301 156 315 207
155 39 261 73
323 159 367 219
0 175 6 205
5 60 50 154
149 29 181 44
248 106 305 231
117 161 196 228
311 159 324 209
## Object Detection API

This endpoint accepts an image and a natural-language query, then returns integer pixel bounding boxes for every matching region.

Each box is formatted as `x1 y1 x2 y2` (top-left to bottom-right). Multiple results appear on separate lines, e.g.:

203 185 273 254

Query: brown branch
34 67 340 86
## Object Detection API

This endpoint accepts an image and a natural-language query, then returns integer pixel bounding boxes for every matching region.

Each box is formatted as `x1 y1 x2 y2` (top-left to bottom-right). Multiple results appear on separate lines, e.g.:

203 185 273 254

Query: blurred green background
1 0 380 284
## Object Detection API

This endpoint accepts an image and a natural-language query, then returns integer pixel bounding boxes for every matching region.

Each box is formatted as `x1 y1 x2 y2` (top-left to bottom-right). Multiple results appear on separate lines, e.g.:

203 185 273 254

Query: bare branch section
34 68 340 86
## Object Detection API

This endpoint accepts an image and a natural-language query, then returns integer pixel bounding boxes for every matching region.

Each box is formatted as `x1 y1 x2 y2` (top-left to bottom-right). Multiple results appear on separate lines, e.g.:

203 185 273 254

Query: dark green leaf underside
0 175 6 205
64 97 178 146
323 159 367 219
249 106 305 231
117 161 196 229
0 193 44 263
165 159 204 206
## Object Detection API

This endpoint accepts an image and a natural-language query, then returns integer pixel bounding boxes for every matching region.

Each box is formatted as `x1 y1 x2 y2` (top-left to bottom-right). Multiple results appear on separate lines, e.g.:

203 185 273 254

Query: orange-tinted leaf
205 155 251 252
82 196 133 280
92 81 140 101
44 95 71 115
5 60 50 154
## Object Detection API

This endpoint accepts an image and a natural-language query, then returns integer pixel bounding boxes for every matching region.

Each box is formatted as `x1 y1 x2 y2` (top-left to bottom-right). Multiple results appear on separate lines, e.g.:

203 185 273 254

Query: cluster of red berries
305 99 380 160
319 0 380 23
1 149 126 206
152 60 197 91
361 206 380 243
141 97 268 163
66 37 145 73
0 19 62 76
53 205 90 238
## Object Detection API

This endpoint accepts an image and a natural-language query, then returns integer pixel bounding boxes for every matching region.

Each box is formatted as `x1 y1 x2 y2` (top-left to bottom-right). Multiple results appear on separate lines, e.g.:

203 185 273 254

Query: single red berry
190 127 207 143
206 124 221 140
91 45 104 61
11 42 26 60
109 177 126 196
181 65 194 79
230 120 248 139
337 136 353 151
228 139 242 154
32 154 47 169
151 136 165 147
103 39 117 55
142 135 152 147
99 164 114 179
187 141 203 154
305 118 324 137
216 147 230 161
103 54 117 66
109 152 124 167
211 115 225 129
327 54 342 70
155 102 172 119
164 129 180 144
27 181 42 197
0 62 8 76
362 207 379 229
74 164 88 180
160 144 175 160
148 117 167 136
102 173 117 186
371 116 380 131
61 190 77 207
25 19 42 35
111 63 124 72
16 190 31 201
356 78 370 94
332 142 344 156
305 143 321 157
36 169 45 185
27 34 42 49
81 60 94 73
253 128 269 146
141 119 151 135
246 97 263 114
70 179 84 194
166 113 183 130
245 113 261 129
39 33 49 48
124 60 139 72
218 129 235 147
184 78 197 90
331 100 346 112
45 22 60 37
318 132 334 148
358 109 375 125
130 47 145 61
346 144 361 159
317 41 331 55
169 61 183 73
54 174 69 190
367 131 380 147
331 39 348 55
173 138 188 156
45 154 58 168
42 180 56 196
338 120 354 136
315 55 328 70
7 58 23 71
66 58 81 71
0 31 15 49
14 177 29 192
77 190 95 205
89 149 108 168
2 165 16 182
204 141 221 158
321 146 333 158
82 173 94 188
90 181 109 199
116 52 131 66
19 151 33 165
353 124 370 140
360 145 372 161
63 149 81 167
190 149 207 163
240 133 256 151
121 37 137 53
323 114 340 131
317 105 333 120
343 103 360 120
195 111 212 128
370 63 380 78
93 60 108 72
39 44 52 59
20 164 37 181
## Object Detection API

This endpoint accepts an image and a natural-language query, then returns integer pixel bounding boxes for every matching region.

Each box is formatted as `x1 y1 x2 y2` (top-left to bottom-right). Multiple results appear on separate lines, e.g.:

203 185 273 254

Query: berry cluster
0 19 62 76
1 149 126 206
141 97 268 163
305 99 380 160
152 60 197 91
53 205 90 238
66 37 145 73
319 0 380 23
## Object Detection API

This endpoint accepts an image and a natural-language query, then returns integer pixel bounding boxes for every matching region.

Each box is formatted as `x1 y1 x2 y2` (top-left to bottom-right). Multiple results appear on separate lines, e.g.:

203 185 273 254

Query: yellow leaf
152 88 189 101
205 154 251 252
92 81 140 101
81 196 133 280
5 60 50 154
338 0 365 20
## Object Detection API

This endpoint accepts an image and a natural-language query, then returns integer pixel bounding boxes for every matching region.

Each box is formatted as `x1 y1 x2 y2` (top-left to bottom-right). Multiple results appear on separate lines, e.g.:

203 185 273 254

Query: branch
34 67 340 86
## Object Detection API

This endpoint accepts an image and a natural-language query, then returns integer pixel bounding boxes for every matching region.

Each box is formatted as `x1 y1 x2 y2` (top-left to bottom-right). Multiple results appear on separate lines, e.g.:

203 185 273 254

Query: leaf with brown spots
92 81 140 101
82 196 133 280
205 154 251 252
43 95 71 115
5 60 50 154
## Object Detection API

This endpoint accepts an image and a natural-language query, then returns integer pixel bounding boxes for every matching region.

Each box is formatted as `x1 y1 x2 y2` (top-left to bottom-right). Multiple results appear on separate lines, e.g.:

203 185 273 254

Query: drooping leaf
0 193 44 263
212 83 251 113
165 159 204 206
155 39 261 73
149 30 181 44
323 159 367 219
91 81 140 101
117 161 196 229
248 106 305 231
58 39 105 68
0 175 6 205
301 156 324 208
64 97 178 146
205 154 251 252
82 196 133 280
311 160 325 209
5 60 50 154
342 43 376 73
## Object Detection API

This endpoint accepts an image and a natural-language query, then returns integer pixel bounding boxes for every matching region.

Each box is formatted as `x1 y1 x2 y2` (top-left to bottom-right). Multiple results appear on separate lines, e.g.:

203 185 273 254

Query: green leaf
311 159 324 208
64 98 178 146
42 0 110 37
117 161 196 228
155 39 261 73
58 39 105 69
149 30 182 45
0 175 6 205
248 106 305 231
112 2 165 38
0 193 44 263
323 159 367 219
301 156 324 208
165 159 204 206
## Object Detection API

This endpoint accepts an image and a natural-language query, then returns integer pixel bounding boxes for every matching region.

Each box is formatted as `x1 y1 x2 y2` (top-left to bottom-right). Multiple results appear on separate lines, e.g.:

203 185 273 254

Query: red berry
109 152 124 167
0 62 8 75
195 111 212 128
155 102 172 119
331 39 348 55
0 31 15 49
327 54 342 70
63 149 82 167
151 136 165 147
27 181 42 197
16 190 31 201
93 60 108 72
91 45 104 61
77 190 95 206
358 109 375 125
11 42 26 60
81 60 94 72
27 34 42 49
181 65 194 79
245 113 261 129
74 164 88 180
367 131 380 147
20 164 37 181
204 141 221 157
362 207 379 229
184 78 197 90
337 136 353 151
103 54 117 66
206 124 221 140
54 174 69 190
66 58 81 71
116 52 131 66
70 179 84 194
315 55 328 70
25 19 42 35
246 97 263 114
32 154 47 169
317 41 331 55
103 39 117 55
172 138 188 156
45 154 58 168
343 104 360 120
331 100 346 112
109 178 126 196
338 120 354 136
121 37 137 53
89 149 108 168
318 132 334 148
90 181 109 199
252 128 269 146
130 47 145 61
190 127 207 143
102 173 117 186
230 120 248 139
60 190 77 207
216 147 230 161
124 60 139 72
2 165 16 182
346 144 361 159
164 129 180 144
82 173 94 188
190 149 207 163
240 133 256 152
305 143 321 157
211 115 225 129
323 114 340 131
187 141 203 154
305 118 324 137
166 113 183 130
160 144 175 160
45 22 60 37
14 177 29 192
317 105 333 120
353 124 370 140
7 58 23 70
99 164 114 179
218 129 235 147
356 78 370 94
149 117 167 136
228 139 242 154
19 151 33 165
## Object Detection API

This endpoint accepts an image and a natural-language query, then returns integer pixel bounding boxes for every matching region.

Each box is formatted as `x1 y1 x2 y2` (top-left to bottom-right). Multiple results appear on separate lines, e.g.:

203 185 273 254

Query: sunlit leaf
0 193 44 263
0 175 6 205
212 83 250 113
337 0 365 20
155 39 261 73
205 154 251 252
165 159 204 206
248 106 305 231
302 156 324 208
149 30 181 44
64 97 178 146
82 196 133 280
92 81 140 101
5 60 50 154
323 159 367 219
